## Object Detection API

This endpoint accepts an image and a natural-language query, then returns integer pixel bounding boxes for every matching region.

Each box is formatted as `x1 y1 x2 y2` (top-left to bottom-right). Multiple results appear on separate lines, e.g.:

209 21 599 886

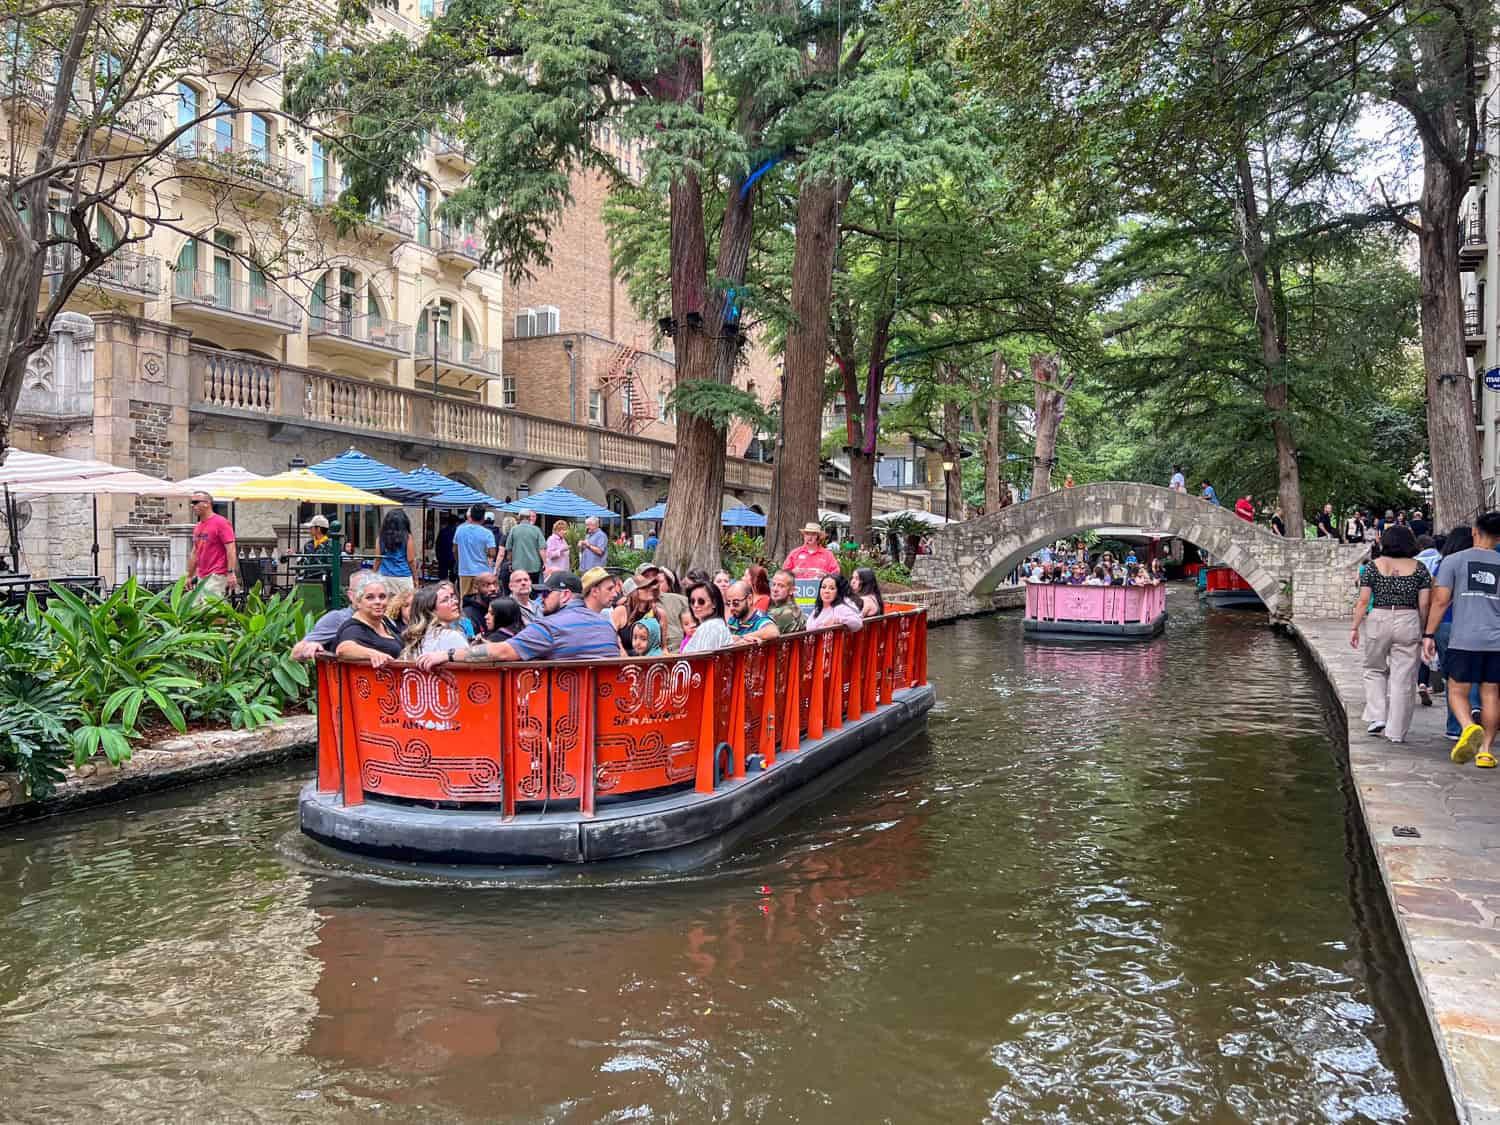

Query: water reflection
0 587 1453 1122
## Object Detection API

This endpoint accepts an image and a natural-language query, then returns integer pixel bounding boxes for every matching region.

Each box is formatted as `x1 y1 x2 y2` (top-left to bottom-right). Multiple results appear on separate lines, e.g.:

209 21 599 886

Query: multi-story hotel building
1463 51 1499 503
3 3 923 580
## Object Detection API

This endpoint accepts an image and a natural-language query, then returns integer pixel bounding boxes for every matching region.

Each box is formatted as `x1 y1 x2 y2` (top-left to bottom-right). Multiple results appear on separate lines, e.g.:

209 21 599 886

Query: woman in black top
334 578 403 668
483 596 524 642
1350 525 1431 743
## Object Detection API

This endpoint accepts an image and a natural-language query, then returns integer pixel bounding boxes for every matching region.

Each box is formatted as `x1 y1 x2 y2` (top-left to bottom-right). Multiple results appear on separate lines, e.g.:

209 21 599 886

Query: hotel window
502 375 517 408
415 183 431 246
588 389 603 425
176 82 197 151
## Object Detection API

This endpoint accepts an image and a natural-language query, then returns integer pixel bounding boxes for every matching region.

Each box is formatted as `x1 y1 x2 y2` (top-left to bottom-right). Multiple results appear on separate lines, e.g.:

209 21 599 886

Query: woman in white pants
1350 525 1432 743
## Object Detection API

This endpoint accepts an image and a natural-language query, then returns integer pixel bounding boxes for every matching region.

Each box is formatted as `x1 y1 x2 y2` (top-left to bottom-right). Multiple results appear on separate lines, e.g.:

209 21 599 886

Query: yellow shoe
1452 724 1484 764
1477 751 1497 769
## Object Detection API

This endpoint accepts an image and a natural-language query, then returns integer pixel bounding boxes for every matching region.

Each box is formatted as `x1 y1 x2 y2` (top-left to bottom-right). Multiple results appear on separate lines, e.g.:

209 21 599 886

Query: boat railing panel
315 606 930 813
1024 583 1166 625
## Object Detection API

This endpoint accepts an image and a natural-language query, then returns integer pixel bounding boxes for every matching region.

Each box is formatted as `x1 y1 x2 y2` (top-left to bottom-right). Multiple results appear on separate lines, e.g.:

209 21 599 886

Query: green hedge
0 580 312 799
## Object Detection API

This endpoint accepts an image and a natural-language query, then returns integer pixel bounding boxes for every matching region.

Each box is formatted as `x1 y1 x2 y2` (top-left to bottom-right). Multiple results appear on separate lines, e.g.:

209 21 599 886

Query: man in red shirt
187 491 239 600
784 522 839 578
1234 495 1256 523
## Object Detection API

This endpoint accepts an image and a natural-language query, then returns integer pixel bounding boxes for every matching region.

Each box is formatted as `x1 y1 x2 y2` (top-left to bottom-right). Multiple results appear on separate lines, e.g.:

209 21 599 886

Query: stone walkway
1295 620 1500 1124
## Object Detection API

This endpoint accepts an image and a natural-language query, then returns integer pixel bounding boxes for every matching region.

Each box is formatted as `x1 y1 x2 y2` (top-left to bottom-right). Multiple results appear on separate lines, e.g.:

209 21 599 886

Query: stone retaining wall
0 714 317 825
901 585 1024 624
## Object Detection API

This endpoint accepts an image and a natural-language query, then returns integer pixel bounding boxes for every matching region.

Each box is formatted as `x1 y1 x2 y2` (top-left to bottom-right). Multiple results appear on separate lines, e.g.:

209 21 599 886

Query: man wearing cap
784 522 839 579
299 514 335 598
417 570 621 668
642 563 689 650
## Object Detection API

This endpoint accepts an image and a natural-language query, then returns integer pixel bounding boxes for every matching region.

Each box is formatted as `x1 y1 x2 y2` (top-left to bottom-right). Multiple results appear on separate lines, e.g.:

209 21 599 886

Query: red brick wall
505 162 782 457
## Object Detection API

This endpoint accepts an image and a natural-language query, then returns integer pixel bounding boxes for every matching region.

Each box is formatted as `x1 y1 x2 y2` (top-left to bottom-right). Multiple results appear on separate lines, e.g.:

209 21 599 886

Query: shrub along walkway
0 714 315 825
1295 619 1500 1125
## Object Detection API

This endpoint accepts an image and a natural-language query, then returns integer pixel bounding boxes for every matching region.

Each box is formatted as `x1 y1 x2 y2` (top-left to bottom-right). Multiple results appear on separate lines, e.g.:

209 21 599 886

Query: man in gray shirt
1424 510 1500 767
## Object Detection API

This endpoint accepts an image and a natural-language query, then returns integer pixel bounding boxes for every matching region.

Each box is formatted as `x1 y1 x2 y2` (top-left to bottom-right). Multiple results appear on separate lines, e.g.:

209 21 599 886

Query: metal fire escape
597 339 655 434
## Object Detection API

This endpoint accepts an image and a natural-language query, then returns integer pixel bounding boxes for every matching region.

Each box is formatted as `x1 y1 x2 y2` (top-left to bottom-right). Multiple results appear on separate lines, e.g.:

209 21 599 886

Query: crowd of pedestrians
1352 511 1500 769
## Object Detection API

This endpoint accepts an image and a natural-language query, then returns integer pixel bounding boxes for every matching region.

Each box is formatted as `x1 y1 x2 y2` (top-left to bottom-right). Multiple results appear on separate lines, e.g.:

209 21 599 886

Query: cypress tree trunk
848 446 876 545
941 362 965 518
984 353 1008 512
1418 140 1484 529
655 45 763 575
1030 354 1065 499
769 175 843 561
1232 146 1303 530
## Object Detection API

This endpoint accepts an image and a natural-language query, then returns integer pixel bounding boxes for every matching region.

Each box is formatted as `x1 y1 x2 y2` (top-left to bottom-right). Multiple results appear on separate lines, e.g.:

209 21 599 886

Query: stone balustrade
188 345 927 511
112 525 278 587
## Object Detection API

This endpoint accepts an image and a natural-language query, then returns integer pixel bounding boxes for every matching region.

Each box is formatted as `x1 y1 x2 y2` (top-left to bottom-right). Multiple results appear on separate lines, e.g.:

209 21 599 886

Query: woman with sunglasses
682 580 733 653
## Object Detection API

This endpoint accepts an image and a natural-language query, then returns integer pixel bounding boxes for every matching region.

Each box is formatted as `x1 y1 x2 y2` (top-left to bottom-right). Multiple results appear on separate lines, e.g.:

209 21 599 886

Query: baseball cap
633 561 662 577
540 571 583 595
580 566 612 593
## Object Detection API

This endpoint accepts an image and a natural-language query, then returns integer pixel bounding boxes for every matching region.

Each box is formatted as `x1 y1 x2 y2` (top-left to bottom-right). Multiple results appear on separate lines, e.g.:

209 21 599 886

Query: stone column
90 315 193 580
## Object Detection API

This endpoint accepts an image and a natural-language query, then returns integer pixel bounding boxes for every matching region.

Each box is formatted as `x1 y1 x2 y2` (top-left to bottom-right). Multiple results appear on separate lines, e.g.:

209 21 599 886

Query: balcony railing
432 130 473 168
414 332 501 375
1465 300 1482 338
0 65 162 142
188 346 933 512
175 126 304 195
368 206 415 239
44 247 162 298
172 269 301 331
435 225 483 263
308 311 414 354
195 15 284 73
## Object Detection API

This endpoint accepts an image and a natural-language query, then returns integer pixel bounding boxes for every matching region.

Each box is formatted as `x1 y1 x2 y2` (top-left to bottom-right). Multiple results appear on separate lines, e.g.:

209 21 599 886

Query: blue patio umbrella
628 501 668 522
500 485 619 520
721 505 767 528
308 447 442 503
407 464 501 508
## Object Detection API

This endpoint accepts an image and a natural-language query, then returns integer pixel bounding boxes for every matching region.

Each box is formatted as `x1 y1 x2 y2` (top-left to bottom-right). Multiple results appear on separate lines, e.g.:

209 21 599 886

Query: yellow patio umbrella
211 468 398 506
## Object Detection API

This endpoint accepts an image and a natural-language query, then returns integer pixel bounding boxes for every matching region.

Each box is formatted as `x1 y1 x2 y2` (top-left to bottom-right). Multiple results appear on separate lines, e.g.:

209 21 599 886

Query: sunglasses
690 596 712 606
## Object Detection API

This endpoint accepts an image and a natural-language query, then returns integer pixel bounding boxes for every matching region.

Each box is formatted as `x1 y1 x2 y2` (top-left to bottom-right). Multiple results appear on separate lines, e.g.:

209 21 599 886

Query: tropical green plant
192 588 311 730
42 579 221 764
608 544 650 574
0 608 81 798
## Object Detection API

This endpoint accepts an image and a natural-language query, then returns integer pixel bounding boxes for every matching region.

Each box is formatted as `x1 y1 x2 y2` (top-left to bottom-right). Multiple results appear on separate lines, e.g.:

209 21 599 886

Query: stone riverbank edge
1294 619 1500 1125
0 715 317 826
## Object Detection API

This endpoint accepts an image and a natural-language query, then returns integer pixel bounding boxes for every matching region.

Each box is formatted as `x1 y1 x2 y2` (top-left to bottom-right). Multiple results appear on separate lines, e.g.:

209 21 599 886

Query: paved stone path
1296 620 1500 1124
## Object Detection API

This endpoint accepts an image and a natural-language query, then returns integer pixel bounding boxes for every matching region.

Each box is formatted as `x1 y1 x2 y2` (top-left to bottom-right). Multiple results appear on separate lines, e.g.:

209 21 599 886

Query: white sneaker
1367 721 1386 733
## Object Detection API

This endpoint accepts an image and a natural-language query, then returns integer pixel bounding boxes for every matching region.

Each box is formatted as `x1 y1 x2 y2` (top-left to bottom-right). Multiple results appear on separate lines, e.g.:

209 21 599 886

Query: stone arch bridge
910 482 1369 620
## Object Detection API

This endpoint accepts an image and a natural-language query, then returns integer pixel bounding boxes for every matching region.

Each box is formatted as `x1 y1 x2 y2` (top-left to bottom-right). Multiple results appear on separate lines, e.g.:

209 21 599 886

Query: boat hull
1023 613 1167 640
299 684 935 866
1202 589 1265 609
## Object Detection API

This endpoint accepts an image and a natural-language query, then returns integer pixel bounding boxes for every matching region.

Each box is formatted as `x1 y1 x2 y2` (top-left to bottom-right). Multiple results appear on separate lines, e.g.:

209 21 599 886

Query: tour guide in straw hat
784 521 839 579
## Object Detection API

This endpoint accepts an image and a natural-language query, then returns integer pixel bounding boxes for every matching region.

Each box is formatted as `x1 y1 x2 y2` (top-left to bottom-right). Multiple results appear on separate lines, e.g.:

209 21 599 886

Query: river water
0 588 1454 1123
